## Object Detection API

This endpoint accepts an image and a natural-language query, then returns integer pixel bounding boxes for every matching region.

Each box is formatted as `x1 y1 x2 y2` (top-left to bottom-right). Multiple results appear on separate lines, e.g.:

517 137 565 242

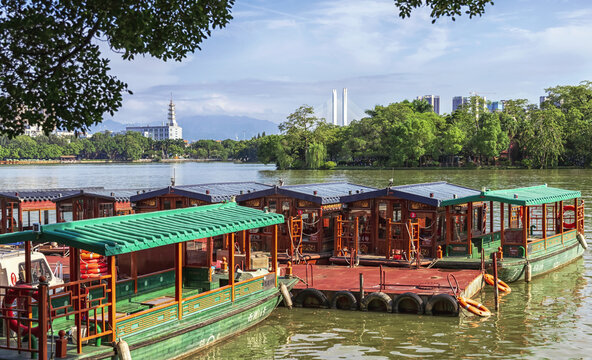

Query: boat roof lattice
0 202 284 256
446 184 581 206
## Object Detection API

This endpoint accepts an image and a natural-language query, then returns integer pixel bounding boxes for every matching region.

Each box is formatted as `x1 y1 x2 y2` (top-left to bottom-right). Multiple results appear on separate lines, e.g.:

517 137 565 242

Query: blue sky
105 0 592 126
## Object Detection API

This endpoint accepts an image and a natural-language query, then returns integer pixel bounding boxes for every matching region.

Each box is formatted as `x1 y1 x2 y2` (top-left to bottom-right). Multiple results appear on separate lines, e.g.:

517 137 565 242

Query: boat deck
287 264 484 316
291 264 482 297
330 254 433 267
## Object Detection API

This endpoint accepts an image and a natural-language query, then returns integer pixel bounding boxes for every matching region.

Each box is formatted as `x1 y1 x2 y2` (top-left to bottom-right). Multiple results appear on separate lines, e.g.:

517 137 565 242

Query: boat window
18 259 52 284
175 200 184 209
392 203 402 222
268 200 277 213
163 200 171 210
99 203 114 217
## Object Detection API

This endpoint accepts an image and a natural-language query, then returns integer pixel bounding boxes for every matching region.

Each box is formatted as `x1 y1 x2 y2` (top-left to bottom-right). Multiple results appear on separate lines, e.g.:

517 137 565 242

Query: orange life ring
562 205 576 229
2 285 49 337
81 266 108 275
484 274 511 293
81 273 102 280
457 296 491 317
80 252 103 261
80 261 107 270
10 272 17 286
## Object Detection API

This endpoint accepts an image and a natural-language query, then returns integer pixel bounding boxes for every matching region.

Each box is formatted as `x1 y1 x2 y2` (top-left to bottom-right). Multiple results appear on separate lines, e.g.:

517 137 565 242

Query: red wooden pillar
37 277 49 360
207 237 213 282
229 233 235 302
109 255 117 342
131 252 138 293
175 242 183 319
241 230 246 254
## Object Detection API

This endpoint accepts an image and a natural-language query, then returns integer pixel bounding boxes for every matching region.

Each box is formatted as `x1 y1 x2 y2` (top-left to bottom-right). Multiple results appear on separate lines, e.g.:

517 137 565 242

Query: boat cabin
53 189 136 222
336 182 482 263
0 188 104 233
0 201 284 358
440 184 584 261
239 182 379 261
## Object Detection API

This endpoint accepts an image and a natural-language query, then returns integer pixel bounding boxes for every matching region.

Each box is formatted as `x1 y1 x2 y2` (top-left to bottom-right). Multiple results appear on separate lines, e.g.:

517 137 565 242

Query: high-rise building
342 88 348 126
332 89 337 125
452 96 469 112
416 95 440 114
487 101 503 112
127 98 183 140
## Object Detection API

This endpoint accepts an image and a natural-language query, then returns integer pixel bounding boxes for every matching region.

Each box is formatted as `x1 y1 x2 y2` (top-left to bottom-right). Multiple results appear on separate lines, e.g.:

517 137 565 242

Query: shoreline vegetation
2 81 591 170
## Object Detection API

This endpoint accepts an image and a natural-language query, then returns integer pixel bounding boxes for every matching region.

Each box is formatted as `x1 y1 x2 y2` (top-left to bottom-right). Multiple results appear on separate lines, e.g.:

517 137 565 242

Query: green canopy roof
446 184 580 206
0 202 284 256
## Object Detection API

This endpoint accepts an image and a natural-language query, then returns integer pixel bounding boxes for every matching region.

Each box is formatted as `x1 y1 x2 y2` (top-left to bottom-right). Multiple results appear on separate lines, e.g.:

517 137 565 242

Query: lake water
0 162 590 359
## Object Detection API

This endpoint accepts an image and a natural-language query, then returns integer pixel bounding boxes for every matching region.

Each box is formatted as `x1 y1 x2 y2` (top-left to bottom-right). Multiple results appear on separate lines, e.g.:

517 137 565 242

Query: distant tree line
2 81 591 169
258 81 592 169
0 131 265 162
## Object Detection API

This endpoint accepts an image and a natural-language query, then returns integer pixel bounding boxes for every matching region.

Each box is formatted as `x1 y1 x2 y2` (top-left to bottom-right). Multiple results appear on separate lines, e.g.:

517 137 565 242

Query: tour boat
0 201 296 359
434 184 586 282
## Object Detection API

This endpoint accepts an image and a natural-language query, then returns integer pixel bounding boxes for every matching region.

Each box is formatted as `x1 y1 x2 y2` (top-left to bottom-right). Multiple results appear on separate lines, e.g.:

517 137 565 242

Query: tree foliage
0 0 234 137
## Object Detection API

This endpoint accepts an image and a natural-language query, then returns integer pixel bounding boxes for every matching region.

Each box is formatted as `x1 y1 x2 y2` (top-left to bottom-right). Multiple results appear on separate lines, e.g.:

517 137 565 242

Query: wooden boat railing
386 219 419 261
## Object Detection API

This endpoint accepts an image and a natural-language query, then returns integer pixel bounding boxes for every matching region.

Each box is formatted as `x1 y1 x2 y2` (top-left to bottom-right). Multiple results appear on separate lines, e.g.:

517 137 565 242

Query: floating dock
287 264 483 316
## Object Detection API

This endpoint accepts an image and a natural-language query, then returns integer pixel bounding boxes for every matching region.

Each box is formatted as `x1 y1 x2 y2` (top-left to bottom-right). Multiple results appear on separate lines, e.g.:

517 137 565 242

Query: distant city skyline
101 0 592 125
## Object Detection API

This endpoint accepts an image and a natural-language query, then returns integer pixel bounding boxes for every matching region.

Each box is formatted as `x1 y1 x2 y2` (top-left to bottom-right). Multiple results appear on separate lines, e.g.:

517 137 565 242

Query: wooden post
175 242 183 318
241 230 246 254
467 203 473 256
358 273 364 309
207 237 214 281
522 206 528 257
56 202 62 223
229 233 235 302
508 203 512 227
109 256 117 342
492 252 499 311
37 276 49 360
333 216 340 257
25 240 32 284
542 203 547 249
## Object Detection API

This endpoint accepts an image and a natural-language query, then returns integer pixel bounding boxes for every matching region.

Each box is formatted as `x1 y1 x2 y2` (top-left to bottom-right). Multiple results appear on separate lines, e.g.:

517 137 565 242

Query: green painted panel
445 184 580 206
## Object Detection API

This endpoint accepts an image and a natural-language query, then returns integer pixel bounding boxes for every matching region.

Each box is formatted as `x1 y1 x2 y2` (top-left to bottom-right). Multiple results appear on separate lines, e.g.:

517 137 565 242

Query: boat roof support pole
522 206 528 258
109 255 117 342
500 203 505 248
445 206 451 254
490 201 494 233
272 225 278 287
560 201 564 245
229 233 235 302
175 242 183 319
25 240 32 284
0 198 5 234
467 202 473 256
542 203 547 249
574 197 579 233
245 233 251 270
17 202 23 231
